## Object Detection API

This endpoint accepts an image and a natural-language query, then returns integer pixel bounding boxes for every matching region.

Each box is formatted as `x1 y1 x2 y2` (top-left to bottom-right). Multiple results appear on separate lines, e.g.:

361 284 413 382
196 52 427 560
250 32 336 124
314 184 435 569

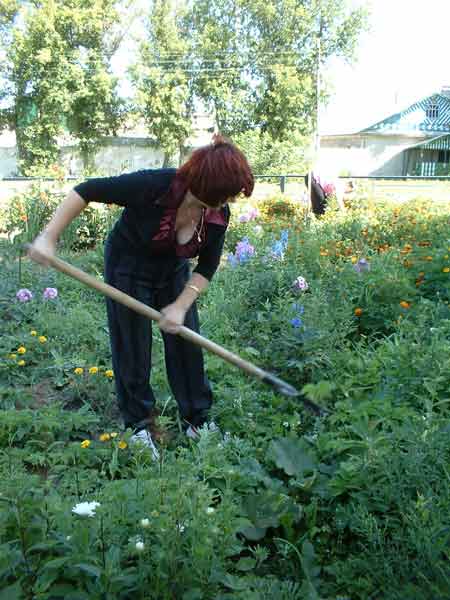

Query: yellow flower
74 367 84 375
425 256 433 261
350 256 358 264
30 330 37 336
110 432 118 438
443 267 450 273
400 301 410 309
81 440 91 448
17 346 26 355
118 440 128 450
9 353 17 359
89 366 98 374
444 255 449 260
104 370 114 378
18 360 26 366
99 433 111 442
38 336 47 343
354 308 363 317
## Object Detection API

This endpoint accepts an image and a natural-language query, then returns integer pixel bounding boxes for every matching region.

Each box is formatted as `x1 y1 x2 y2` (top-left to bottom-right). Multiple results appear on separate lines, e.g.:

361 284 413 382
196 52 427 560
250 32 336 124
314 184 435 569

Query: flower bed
1 192 450 598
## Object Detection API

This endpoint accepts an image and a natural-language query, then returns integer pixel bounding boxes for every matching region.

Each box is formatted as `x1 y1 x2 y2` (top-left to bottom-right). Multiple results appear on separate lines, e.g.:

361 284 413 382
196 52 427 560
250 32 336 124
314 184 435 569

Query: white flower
72 501 100 517
177 522 186 533
283 421 290 428
135 541 145 552
66 535 72 541
292 276 309 292
206 507 215 514
140 518 150 528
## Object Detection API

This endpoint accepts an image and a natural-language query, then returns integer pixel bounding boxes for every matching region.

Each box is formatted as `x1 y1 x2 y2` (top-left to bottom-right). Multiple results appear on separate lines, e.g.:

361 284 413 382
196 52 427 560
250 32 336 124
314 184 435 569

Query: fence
1 175 450 205
252 175 450 202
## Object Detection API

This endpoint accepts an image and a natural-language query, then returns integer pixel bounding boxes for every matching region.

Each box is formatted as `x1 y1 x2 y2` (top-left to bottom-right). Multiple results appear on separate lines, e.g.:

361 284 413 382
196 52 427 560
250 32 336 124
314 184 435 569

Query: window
426 103 439 119
438 149 450 163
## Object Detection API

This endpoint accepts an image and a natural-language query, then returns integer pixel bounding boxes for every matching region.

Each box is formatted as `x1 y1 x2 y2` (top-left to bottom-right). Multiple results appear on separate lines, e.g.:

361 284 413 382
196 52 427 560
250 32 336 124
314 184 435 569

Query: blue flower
227 253 238 267
290 317 303 328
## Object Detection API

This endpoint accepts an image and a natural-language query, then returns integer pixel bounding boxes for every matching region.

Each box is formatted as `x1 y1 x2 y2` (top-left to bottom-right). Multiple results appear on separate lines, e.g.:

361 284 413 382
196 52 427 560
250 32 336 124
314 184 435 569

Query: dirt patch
31 379 58 408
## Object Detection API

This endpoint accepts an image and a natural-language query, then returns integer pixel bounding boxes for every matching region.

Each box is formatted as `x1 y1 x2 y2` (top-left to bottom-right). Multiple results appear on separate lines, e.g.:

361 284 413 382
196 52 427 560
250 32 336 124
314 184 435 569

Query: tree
2 0 126 174
182 0 367 141
131 0 192 167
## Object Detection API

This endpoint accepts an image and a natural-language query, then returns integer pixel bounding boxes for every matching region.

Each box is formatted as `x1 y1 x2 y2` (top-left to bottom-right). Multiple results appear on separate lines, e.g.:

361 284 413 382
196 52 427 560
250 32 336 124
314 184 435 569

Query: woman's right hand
27 233 57 266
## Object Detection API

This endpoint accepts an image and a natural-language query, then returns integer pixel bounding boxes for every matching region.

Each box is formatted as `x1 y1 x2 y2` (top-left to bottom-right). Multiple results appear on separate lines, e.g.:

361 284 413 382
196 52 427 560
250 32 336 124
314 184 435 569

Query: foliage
1 0 126 173
131 0 193 166
4 185 450 597
233 129 309 175
2 183 121 251
182 0 368 140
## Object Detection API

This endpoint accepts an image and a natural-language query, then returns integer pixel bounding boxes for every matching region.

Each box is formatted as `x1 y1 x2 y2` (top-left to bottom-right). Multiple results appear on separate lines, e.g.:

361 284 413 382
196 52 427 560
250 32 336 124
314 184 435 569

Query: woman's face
192 193 236 211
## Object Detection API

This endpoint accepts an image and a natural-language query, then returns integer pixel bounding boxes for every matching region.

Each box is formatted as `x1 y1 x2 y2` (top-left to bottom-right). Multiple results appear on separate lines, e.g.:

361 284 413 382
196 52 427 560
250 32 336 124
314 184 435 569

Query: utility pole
308 1 323 214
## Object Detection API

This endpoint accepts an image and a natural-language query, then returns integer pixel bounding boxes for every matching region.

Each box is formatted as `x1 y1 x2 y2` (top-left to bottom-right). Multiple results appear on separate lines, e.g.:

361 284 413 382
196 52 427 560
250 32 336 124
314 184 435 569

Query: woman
29 135 254 459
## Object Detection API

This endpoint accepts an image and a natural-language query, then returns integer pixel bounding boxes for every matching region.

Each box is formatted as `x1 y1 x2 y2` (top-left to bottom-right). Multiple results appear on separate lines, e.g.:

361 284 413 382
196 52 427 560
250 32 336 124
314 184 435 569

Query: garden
2 182 450 599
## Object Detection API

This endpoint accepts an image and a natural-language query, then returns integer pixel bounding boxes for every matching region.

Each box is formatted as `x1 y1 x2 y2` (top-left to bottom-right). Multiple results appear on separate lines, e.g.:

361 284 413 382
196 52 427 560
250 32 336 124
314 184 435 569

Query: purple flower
292 276 309 292
290 317 303 328
235 238 255 263
16 288 33 303
238 207 259 223
43 287 58 300
353 258 370 274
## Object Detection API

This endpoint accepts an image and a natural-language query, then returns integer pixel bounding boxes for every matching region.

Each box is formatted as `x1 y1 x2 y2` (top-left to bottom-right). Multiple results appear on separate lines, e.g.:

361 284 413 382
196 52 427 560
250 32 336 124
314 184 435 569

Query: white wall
0 147 17 178
318 134 430 176
60 140 165 176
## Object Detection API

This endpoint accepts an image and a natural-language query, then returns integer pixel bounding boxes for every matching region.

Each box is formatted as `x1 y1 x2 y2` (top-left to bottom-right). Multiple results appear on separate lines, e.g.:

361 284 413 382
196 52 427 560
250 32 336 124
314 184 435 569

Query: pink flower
322 183 335 198
16 289 33 302
43 287 58 300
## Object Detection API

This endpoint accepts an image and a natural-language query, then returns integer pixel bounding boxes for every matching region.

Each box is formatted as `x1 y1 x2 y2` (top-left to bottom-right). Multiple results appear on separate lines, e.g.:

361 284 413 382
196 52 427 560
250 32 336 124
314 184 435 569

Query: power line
143 63 306 73
145 49 305 60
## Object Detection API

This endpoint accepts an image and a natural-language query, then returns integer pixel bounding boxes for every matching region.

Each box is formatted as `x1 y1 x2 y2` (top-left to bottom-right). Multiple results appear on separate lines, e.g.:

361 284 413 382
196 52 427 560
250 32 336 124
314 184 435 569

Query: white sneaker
130 429 160 460
186 421 220 441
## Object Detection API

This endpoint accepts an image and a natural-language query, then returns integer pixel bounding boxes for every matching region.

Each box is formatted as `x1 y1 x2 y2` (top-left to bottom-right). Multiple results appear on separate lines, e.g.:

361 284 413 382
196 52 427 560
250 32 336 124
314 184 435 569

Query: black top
74 168 230 281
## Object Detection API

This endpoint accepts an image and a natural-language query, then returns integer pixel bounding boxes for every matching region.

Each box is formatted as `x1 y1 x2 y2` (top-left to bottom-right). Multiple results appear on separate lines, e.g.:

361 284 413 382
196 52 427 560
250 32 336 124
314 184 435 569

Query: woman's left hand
158 303 187 334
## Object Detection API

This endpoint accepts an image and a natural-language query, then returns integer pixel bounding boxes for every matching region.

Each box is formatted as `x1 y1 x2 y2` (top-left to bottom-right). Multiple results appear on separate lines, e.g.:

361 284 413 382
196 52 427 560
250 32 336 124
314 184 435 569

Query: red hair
177 134 254 207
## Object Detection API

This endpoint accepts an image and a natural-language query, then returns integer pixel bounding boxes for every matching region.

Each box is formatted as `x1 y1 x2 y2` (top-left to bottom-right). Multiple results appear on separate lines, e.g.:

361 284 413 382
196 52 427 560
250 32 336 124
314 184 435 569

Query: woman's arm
158 273 209 334
28 189 87 264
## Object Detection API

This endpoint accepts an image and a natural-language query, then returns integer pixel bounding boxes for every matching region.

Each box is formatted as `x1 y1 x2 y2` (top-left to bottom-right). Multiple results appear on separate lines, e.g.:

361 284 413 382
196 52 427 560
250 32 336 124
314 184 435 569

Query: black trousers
104 239 213 431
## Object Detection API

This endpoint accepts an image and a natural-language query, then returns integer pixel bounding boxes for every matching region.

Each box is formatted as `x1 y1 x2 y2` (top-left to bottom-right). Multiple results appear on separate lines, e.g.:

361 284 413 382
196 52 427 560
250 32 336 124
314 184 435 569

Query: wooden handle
24 244 339 416
26 245 303 400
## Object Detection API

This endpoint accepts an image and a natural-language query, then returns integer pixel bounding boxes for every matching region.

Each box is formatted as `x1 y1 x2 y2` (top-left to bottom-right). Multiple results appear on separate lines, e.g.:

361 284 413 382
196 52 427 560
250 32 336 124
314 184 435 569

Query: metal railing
3 174 450 194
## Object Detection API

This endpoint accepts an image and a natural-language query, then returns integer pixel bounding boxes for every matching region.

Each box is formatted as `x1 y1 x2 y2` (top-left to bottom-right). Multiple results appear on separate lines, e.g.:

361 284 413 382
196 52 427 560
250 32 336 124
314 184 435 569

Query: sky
320 0 450 135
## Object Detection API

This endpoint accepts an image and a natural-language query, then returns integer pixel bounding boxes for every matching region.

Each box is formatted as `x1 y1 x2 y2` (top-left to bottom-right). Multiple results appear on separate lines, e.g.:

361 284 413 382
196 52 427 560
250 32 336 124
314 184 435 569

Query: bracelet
186 284 201 295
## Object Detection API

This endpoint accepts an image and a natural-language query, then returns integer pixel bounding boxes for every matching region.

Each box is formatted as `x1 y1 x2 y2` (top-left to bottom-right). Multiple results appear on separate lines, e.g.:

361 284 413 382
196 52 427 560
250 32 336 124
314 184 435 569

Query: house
319 87 450 177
